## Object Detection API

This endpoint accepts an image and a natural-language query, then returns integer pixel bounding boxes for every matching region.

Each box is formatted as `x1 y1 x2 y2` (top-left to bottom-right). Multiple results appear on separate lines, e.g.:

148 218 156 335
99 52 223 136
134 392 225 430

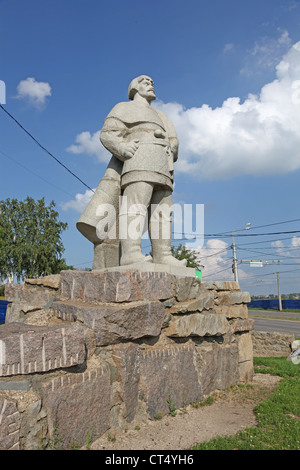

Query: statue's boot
120 238 150 265
150 217 187 267
119 211 150 266
151 238 187 266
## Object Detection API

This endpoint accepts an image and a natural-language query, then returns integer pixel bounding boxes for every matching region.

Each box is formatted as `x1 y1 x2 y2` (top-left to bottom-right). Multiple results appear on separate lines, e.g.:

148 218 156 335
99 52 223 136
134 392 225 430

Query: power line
238 244 300 251
202 259 233 276
200 248 229 259
172 230 300 239
0 104 95 193
225 235 300 247
245 218 300 231
185 218 300 239
0 148 75 198
237 246 300 260
204 264 233 278
259 267 300 277
204 218 300 237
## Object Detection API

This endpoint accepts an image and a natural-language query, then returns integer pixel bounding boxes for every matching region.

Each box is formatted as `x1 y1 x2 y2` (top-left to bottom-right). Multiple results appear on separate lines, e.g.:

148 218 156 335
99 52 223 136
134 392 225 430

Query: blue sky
1 0 300 296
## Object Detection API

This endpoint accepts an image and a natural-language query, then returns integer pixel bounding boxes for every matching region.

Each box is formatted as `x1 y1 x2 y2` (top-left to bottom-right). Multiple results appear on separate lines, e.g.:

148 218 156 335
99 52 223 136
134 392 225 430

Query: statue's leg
93 239 120 270
119 181 153 266
149 188 187 266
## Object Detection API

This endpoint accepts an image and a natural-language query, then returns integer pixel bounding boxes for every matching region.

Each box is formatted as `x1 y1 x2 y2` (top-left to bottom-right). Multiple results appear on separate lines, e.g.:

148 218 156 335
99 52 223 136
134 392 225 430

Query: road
248 309 300 336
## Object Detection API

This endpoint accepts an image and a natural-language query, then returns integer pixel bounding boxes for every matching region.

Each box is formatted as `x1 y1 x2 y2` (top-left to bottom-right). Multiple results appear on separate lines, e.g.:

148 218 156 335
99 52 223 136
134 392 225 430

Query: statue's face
136 76 156 102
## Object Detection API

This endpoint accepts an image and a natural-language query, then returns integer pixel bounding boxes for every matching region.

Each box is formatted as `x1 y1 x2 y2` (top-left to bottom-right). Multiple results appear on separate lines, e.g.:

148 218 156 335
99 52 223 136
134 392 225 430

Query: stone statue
77 75 186 269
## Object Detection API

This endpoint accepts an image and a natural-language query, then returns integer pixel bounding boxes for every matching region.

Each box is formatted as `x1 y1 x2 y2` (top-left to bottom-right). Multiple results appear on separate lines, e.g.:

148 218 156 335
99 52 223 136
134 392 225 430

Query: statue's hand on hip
119 140 139 160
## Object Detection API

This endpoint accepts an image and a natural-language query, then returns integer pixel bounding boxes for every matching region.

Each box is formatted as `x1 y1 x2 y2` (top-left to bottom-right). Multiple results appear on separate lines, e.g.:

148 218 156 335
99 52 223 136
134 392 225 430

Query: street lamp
232 223 251 284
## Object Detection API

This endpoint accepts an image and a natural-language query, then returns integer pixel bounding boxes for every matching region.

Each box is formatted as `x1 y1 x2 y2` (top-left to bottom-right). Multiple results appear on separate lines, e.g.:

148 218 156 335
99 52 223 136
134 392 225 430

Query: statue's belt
127 128 170 147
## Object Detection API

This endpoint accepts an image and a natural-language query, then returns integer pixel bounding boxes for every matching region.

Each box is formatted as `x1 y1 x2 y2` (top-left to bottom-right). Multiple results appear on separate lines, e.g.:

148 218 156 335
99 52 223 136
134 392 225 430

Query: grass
190 356 300 450
249 314 300 321
249 307 300 311
107 432 116 443
248 307 300 321
167 393 177 417
249 307 300 313
191 395 215 409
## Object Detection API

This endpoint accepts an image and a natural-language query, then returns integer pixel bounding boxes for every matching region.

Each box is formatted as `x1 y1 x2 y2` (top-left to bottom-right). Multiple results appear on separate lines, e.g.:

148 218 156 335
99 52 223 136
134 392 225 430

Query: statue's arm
100 117 139 162
169 137 179 162
155 109 179 162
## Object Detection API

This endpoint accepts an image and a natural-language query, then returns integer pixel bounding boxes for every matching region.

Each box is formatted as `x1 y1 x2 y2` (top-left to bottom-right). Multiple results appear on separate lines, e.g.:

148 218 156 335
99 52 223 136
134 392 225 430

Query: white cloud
66 40 300 181
191 239 232 280
61 189 95 213
271 240 284 249
240 29 292 75
187 239 250 281
66 130 110 163
153 40 300 180
223 43 234 53
271 239 286 257
291 236 300 248
16 77 51 108
272 236 300 262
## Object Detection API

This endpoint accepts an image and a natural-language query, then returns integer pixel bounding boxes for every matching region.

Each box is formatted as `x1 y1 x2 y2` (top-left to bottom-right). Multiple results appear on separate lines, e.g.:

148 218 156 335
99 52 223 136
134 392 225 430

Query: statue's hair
128 75 152 100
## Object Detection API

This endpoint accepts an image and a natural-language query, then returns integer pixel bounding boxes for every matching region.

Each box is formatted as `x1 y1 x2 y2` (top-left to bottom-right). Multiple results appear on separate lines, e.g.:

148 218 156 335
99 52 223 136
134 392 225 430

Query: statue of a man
77 75 186 269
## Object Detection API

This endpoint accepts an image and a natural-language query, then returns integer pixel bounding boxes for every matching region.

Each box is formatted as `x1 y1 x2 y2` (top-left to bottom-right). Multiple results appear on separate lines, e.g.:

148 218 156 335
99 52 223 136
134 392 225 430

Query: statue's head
128 75 156 102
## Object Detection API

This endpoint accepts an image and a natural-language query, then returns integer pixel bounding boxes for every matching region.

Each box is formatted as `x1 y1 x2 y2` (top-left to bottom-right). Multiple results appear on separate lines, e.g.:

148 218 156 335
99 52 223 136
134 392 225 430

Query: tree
171 244 200 268
147 243 200 268
0 197 70 282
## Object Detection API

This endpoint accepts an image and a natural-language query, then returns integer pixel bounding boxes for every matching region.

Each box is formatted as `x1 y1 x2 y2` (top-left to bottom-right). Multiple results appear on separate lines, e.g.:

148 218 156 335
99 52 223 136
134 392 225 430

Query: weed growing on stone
107 432 116 443
47 417 62 450
167 393 177 417
85 426 94 450
153 412 164 421
190 395 215 408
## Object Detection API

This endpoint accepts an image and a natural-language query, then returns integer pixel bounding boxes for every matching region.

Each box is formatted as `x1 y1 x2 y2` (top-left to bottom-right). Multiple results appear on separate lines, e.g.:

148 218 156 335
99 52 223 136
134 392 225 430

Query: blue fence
0 300 8 323
248 299 300 310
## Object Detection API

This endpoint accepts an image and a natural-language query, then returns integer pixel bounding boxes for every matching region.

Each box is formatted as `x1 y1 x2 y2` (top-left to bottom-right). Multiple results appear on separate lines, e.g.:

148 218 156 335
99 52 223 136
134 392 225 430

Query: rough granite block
214 304 249 318
217 291 251 305
196 344 239 395
0 398 21 450
42 366 111 449
112 343 140 422
60 270 174 302
164 312 229 337
53 300 165 346
0 323 86 376
139 344 203 418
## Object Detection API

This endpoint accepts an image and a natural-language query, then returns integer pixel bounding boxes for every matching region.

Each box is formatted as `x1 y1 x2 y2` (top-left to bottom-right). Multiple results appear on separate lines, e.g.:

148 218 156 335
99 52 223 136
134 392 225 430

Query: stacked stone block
0 270 253 449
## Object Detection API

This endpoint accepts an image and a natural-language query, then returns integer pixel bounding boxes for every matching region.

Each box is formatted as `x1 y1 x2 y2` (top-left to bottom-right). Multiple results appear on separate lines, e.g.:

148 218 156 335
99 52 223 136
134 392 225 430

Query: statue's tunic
100 101 179 191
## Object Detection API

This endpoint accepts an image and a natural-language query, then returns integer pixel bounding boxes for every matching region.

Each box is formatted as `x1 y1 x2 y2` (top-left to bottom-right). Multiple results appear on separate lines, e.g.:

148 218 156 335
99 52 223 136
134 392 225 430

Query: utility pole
231 223 251 284
277 272 282 312
241 263 282 310
232 234 239 284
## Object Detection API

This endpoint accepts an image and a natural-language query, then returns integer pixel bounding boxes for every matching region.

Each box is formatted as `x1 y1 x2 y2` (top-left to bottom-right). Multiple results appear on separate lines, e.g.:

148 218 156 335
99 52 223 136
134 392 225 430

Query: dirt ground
91 373 281 450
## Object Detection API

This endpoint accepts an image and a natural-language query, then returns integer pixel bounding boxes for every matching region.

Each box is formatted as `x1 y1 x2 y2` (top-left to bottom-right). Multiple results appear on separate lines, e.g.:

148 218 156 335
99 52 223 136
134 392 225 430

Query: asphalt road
249 309 300 336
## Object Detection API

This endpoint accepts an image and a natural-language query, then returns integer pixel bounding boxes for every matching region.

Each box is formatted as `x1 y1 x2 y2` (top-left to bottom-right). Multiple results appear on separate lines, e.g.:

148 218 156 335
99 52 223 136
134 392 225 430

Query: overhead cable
0 104 95 193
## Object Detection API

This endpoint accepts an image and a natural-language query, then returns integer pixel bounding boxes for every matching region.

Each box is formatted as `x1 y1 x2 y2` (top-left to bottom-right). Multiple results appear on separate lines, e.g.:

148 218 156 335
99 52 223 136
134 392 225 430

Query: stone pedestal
0 270 253 450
